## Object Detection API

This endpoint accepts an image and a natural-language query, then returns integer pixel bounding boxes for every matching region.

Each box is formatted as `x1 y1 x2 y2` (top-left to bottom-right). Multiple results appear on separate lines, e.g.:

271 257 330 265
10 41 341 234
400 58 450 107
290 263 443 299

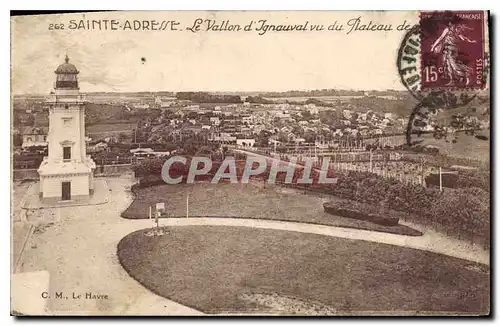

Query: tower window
65 105 69 109
63 146 71 161
62 117 72 126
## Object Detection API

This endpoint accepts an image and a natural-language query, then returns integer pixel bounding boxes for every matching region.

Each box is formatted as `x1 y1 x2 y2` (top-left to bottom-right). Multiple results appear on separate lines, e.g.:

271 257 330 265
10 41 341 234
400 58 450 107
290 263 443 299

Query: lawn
117 225 490 315
416 132 490 163
122 182 422 236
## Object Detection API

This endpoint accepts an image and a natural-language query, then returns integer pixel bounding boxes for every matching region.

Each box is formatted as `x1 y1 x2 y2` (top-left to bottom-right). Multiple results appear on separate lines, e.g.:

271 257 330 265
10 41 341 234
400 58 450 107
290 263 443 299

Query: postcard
11 10 490 316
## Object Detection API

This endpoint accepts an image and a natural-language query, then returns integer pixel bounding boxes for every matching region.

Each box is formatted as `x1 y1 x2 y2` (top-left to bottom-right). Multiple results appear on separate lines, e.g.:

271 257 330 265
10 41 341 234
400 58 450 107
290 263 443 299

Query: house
343 109 352 119
22 126 48 148
268 138 282 146
185 104 200 110
87 141 108 153
240 126 252 134
382 118 392 126
130 148 156 160
182 125 203 135
280 126 292 133
133 103 150 109
333 129 344 137
286 132 296 141
308 106 319 115
252 124 266 134
236 138 255 147
275 110 291 119
208 132 237 143
160 101 175 108
210 117 221 126
241 114 253 124
359 129 370 136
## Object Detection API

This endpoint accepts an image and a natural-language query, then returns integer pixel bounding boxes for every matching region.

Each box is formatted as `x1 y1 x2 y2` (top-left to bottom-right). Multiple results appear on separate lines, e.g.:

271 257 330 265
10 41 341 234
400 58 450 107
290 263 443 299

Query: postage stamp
400 11 489 146
397 11 488 109
420 11 486 90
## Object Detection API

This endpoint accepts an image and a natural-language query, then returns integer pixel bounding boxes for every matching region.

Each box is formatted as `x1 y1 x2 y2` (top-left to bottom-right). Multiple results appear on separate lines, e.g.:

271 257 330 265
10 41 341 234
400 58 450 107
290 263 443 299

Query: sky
11 11 419 94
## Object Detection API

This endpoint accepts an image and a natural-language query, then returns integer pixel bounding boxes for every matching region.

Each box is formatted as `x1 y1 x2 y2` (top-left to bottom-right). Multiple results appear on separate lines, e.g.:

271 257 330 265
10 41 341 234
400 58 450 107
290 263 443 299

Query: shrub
323 199 399 226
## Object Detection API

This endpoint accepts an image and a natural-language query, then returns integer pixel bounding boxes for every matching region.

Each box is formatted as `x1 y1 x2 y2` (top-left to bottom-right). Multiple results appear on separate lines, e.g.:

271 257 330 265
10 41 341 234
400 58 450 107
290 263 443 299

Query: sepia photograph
10 10 490 316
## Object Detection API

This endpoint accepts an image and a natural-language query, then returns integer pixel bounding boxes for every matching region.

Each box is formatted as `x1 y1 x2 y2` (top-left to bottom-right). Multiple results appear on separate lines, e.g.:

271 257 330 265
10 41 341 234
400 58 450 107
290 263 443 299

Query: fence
13 169 39 180
274 155 424 187
93 157 134 165
234 145 425 186
13 159 43 170
325 161 424 186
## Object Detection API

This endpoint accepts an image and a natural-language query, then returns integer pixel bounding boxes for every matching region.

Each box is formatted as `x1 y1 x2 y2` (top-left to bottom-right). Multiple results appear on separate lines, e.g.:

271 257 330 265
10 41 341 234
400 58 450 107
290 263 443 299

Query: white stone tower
38 55 95 202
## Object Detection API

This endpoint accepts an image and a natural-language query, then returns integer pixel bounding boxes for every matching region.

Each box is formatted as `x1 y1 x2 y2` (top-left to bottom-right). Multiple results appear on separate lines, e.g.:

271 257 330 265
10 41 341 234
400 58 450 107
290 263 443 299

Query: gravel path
133 217 489 265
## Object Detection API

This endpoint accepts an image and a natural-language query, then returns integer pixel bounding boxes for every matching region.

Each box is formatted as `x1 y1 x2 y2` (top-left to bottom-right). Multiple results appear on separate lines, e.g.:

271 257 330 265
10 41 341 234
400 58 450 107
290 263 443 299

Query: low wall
13 164 132 180
13 169 38 181
94 164 132 176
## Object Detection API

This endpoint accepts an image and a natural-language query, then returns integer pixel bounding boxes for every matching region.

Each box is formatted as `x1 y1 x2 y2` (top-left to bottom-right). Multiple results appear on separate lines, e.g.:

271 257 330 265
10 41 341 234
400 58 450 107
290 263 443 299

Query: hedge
322 171 490 248
323 199 400 226
276 170 489 248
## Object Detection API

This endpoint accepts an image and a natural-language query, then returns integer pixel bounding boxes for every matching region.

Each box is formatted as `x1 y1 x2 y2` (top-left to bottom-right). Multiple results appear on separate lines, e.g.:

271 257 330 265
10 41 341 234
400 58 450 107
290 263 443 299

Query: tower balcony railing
39 155 92 164
46 93 87 104
40 156 49 166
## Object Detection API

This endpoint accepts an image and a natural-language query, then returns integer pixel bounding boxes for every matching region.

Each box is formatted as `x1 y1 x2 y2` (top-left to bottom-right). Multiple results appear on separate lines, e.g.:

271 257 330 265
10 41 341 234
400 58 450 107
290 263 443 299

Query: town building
236 138 255 147
22 126 48 148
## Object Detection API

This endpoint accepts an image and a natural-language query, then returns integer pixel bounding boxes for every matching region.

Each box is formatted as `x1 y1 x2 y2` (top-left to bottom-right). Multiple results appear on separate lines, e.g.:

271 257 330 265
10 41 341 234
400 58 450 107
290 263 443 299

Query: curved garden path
128 217 489 265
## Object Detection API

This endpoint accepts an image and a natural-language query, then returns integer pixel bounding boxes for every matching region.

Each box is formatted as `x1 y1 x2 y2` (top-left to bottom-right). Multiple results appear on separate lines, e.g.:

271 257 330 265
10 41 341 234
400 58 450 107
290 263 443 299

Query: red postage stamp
420 11 486 90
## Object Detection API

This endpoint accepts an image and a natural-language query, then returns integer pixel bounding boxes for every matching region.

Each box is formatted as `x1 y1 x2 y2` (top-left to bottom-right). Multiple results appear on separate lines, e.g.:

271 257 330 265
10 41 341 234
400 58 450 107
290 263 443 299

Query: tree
301 110 312 120
13 133 23 147
303 131 316 143
118 132 130 143
132 157 164 176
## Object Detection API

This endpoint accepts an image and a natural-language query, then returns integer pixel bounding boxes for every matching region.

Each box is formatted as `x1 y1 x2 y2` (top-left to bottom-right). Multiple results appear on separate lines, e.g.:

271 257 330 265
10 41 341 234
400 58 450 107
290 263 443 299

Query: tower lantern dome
54 55 79 89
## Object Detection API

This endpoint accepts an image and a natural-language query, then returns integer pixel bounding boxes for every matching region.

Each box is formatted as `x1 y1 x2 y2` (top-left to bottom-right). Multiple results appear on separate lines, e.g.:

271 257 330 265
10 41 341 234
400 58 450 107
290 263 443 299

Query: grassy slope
117 225 490 315
420 133 490 162
86 123 137 133
122 182 422 236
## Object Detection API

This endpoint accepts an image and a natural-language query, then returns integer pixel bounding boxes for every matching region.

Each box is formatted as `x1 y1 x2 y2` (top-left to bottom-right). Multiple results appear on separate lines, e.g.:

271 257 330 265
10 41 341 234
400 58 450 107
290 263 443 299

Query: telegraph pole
369 148 373 172
439 167 443 192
